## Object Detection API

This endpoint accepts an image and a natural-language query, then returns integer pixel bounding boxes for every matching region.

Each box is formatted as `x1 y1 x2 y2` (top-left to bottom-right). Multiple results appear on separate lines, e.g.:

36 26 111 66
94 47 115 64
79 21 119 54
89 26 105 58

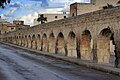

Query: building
13 20 30 30
0 17 16 41
70 0 120 16
0 18 16 34
0 20 30 41
0 19 30 35
34 13 70 25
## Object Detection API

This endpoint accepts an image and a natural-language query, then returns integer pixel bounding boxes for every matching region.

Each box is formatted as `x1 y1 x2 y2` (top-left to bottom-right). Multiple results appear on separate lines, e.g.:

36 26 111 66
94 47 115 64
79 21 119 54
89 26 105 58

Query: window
63 12 66 14
72 13 74 17
64 16 66 18
11 28 14 30
55 16 57 19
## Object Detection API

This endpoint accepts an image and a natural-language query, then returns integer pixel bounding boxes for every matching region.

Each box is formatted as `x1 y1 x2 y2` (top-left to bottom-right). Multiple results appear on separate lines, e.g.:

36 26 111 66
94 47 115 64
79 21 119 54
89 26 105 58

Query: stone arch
24 35 28 47
80 30 92 60
56 32 66 55
97 28 114 63
67 31 77 57
36 34 41 50
41 33 48 51
31 35 37 49
28 35 32 48
48 32 55 53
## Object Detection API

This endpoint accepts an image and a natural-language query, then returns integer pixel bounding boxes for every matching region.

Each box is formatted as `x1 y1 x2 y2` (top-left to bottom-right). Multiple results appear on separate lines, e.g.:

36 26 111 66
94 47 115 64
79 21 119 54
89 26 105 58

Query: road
0 43 119 80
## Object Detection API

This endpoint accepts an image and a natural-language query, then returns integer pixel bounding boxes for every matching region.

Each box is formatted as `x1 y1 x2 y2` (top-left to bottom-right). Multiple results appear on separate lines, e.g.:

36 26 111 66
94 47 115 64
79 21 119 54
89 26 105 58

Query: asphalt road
0 43 120 80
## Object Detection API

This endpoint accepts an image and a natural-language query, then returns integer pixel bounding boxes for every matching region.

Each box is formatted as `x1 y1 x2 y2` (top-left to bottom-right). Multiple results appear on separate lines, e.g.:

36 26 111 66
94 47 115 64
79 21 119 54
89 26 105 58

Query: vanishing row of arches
4 28 115 63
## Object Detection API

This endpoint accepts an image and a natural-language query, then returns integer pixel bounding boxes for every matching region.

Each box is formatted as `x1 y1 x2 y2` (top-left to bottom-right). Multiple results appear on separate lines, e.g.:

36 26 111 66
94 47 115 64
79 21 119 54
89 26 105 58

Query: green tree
37 14 47 24
102 3 114 9
0 0 10 8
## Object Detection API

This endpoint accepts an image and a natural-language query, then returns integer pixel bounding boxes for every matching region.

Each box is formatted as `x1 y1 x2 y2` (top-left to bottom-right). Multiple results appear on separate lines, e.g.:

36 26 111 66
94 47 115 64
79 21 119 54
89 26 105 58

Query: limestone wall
2 6 120 63
70 0 120 16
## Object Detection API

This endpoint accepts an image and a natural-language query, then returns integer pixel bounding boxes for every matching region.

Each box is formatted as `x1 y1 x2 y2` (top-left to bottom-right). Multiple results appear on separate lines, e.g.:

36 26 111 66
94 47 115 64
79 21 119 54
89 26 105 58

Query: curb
1 42 120 76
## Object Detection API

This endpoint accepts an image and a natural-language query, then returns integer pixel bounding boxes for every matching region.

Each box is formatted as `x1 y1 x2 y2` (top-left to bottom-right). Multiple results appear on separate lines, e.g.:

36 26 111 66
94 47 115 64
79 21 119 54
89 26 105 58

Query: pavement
1 42 120 76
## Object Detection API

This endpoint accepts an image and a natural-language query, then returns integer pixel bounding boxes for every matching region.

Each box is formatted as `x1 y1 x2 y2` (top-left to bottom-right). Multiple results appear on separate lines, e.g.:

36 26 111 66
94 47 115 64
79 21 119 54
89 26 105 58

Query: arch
80 30 92 60
28 35 32 48
67 31 77 57
56 32 66 55
24 35 28 47
97 28 114 63
36 34 41 50
31 35 37 49
48 32 55 53
41 33 48 51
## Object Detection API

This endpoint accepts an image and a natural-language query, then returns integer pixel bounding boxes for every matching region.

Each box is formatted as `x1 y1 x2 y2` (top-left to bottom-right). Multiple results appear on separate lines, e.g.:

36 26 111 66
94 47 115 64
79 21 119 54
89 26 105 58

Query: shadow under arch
67 31 77 57
28 35 32 48
36 34 41 50
24 35 28 47
97 28 114 63
49 32 55 53
80 30 92 60
55 32 66 56
31 35 37 49
41 33 48 51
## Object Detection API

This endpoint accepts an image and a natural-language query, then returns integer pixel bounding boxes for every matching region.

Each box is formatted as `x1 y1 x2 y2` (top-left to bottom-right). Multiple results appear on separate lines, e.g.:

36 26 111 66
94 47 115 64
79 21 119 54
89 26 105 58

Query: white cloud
20 12 38 26
19 7 64 26
41 8 63 14
0 14 6 19
0 0 90 25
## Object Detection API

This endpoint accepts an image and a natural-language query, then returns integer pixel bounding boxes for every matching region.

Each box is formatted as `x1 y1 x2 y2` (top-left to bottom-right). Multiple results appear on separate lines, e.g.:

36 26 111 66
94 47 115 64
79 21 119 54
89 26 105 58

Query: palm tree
0 0 10 8
37 14 47 24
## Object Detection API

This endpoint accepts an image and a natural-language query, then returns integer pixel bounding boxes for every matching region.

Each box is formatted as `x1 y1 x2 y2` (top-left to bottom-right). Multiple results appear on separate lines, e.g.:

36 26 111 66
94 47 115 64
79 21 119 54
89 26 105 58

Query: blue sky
0 0 90 25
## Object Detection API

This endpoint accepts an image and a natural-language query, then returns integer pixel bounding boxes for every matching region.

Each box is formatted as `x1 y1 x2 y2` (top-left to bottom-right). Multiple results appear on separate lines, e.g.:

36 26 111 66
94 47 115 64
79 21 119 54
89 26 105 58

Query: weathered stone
2 6 120 64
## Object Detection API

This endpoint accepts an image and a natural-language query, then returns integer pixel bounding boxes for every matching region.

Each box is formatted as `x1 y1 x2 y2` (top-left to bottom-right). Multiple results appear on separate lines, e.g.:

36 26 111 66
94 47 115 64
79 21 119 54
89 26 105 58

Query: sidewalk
1 42 120 76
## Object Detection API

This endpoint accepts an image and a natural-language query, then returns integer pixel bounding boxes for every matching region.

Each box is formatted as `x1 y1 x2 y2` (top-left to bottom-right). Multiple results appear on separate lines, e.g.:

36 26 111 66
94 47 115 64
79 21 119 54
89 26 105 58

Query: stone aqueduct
2 6 120 64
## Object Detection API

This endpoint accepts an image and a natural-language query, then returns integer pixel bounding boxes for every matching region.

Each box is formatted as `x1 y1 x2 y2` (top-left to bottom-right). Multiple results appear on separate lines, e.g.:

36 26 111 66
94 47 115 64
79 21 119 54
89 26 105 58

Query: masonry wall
70 0 120 16
2 6 120 64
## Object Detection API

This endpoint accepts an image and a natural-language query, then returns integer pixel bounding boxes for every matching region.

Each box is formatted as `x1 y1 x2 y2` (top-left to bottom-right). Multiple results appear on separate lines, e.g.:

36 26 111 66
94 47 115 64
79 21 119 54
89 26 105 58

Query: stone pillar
114 41 120 68
76 37 81 58
92 38 97 63
21 39 24 46
64 43 68 56
37 39 41 50
24 39 28 47
18 40 21 45
32 40 37 49
28 40 32 48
